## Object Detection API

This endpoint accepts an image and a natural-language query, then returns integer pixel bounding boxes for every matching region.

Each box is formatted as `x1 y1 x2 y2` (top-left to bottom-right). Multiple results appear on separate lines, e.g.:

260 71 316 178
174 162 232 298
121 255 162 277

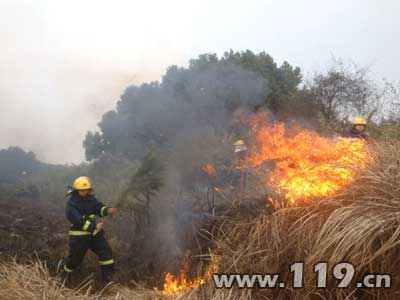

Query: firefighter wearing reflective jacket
63 176 117 282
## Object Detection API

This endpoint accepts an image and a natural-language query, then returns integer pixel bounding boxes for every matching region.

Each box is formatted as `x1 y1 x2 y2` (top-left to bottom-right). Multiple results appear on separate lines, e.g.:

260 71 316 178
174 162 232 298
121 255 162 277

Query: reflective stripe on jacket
66 191 108 234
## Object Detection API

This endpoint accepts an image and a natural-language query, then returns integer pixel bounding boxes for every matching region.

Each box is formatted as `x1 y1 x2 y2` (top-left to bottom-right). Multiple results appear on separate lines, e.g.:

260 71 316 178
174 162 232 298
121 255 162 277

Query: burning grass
244 112 370 205
155 256 216 297
1 142 400 300
211 141 400 299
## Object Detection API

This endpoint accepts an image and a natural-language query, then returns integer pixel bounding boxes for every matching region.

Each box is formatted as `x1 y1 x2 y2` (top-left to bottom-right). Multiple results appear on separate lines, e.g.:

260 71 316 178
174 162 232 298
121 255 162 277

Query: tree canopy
84 51 394 162
84 50 303 161
0 147 43 183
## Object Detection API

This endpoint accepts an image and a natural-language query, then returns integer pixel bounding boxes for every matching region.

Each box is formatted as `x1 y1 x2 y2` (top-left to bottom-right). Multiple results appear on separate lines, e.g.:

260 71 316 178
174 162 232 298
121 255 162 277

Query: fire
156 257 216 297
202 163 217 177
244 113 369 205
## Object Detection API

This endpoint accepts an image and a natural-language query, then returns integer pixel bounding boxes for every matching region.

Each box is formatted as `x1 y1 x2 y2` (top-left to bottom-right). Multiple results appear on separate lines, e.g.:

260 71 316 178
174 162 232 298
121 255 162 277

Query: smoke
106 62 267 161
0 1 186 164
109 61 270 269
108 60 269 190
163 63 266 181
0 53 143 163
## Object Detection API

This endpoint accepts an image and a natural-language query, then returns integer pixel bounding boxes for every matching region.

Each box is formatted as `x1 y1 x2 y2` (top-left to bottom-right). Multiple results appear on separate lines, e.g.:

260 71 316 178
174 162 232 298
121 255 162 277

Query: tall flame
244 113 369 205
156 113 369 297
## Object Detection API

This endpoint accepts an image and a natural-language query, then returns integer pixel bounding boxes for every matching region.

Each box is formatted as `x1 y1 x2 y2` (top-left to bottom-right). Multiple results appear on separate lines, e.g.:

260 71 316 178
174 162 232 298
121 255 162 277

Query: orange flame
156 257 216 297
244 113 369 205
202 163 217 177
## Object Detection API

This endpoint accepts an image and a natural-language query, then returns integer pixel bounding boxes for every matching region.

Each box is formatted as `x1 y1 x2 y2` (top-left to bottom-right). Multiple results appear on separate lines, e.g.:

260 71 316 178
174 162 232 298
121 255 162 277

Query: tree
307 59 385 125
116 151 163 228
83 132 105 161
0 147 43 183
222 50 302 112
83 50 302 161
385 81 400 121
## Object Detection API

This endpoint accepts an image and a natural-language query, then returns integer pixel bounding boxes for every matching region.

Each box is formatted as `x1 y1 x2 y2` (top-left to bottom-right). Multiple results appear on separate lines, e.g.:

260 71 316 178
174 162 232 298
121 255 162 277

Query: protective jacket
66 192 109 235
64 191 114 281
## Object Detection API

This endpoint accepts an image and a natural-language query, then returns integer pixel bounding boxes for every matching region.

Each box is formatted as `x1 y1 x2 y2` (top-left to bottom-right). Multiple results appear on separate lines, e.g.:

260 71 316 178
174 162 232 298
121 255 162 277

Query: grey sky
0 0 399 163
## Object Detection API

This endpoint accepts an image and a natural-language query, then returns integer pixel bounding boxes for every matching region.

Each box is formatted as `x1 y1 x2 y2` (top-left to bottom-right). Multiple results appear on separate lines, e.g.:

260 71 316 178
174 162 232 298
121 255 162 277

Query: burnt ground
0 195 245 289
0 197 66 264
0 197 116 286
0 196 205 288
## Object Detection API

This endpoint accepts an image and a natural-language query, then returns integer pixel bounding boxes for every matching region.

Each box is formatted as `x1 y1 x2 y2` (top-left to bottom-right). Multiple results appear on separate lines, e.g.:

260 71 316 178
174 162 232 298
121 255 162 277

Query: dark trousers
64 232 114 281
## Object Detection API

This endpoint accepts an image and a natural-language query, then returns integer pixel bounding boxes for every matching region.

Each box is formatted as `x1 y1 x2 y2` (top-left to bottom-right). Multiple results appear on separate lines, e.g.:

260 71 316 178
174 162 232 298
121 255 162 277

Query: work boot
101 265 116 283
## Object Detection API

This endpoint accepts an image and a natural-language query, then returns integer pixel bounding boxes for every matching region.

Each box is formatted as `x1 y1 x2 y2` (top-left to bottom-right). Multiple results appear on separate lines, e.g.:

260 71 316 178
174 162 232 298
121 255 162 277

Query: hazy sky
1 0 399 164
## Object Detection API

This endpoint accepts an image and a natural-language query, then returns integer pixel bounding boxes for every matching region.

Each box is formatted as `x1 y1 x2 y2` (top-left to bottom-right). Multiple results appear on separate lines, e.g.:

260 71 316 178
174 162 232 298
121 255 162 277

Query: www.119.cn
212 262 391 289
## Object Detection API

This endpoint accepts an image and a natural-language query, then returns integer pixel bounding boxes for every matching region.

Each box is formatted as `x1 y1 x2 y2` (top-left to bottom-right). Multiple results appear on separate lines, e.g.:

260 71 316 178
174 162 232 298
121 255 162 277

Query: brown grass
0 259 100 300
1 142 400 299
0 259 162 300
211 141 400 299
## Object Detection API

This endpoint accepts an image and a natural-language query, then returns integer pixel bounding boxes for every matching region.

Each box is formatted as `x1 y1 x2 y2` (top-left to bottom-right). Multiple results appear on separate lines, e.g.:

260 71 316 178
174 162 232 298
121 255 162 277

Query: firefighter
63 176 118 282
233 139 248 194
233 139 247 159
343 116 369 140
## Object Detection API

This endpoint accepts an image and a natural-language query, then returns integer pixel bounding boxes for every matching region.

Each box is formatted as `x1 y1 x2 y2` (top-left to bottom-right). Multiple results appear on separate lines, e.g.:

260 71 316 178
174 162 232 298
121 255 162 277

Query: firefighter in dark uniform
63 176 118 282
343 116 369 140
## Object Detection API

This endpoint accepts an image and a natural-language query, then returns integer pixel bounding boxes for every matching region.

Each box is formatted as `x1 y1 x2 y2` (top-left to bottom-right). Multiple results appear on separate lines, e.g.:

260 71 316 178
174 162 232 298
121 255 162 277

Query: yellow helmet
234 139 247 153
352 116 367 126
234 139 245 146
73 176 92 190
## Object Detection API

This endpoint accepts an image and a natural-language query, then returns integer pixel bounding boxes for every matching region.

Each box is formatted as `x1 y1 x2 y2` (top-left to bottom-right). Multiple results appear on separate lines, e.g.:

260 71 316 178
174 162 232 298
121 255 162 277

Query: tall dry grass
211 141 400 299
0 259 160 300
2 142 400 300
0 259 100 300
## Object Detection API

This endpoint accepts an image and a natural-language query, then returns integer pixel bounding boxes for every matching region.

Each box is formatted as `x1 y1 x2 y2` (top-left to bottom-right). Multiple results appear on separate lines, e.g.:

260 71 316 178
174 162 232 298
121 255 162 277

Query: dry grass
0 259 100 300
0 259 205 300
2 142 400 300
0 259 162 300
211 141 400 299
